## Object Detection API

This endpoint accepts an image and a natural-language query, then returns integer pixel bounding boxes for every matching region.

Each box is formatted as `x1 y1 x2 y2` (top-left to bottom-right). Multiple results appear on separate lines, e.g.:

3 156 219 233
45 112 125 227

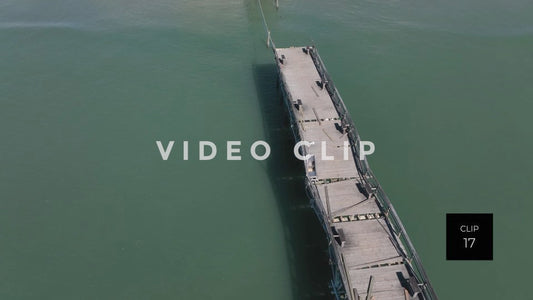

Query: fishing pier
272 44 438 300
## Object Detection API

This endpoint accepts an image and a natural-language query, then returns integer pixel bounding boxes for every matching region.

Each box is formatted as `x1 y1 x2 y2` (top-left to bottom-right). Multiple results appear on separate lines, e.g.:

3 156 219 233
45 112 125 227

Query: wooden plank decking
275 46 419 300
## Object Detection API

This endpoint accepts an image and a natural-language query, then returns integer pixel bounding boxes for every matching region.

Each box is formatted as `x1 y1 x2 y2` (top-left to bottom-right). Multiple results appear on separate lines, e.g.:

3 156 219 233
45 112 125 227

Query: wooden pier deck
274 46 437 300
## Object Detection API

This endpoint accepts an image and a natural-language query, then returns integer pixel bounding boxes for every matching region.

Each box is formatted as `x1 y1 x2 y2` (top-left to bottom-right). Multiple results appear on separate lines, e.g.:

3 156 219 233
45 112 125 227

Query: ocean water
1 0 532 299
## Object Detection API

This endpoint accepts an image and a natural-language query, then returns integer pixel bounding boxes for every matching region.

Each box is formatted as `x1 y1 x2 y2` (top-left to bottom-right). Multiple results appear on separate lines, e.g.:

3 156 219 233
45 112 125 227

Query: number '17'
463 237 475 248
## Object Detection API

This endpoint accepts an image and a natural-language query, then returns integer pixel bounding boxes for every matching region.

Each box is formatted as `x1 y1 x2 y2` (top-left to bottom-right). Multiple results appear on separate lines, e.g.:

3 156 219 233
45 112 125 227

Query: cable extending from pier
257 0 276 50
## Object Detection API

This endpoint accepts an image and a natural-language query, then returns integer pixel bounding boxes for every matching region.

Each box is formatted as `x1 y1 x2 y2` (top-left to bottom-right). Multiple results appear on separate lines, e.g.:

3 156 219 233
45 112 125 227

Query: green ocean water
1 0 532 299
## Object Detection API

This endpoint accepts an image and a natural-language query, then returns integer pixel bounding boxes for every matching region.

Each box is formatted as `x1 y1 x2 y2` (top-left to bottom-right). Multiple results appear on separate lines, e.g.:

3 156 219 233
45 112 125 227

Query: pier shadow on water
252 63 333 300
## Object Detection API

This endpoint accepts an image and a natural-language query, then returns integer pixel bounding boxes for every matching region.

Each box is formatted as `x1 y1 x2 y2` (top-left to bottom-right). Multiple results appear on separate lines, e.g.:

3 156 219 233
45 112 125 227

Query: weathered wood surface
276 47 413 300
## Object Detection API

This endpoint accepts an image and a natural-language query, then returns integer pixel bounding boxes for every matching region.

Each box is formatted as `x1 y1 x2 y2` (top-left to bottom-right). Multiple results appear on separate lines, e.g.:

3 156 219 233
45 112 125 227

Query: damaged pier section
274 46 437 300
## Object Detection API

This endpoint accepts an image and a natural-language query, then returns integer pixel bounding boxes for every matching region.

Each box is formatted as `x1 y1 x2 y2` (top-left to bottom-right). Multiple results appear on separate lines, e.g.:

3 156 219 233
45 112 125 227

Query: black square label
446 213 493 260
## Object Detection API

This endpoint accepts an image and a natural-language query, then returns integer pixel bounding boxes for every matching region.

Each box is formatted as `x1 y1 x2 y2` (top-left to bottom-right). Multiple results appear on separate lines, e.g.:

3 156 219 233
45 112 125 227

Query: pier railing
308 46 438 300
